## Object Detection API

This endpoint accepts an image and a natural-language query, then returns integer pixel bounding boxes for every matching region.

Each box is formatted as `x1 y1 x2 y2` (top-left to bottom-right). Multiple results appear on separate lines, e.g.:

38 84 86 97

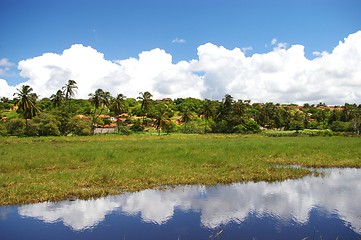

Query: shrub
331 121 354 132
130 119 144 132
181 121 205 134
68 116 92 136
31 113 61 136
0 122 7 136
118 125 132 135
6 118 26 136
234 120 261 134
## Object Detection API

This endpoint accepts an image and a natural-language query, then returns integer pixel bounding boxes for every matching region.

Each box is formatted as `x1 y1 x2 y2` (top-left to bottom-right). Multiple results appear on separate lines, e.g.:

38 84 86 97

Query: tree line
1 80 361 136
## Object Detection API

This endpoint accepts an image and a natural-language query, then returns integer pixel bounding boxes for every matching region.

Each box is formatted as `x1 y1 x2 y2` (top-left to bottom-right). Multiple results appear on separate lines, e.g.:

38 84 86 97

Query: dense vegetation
1 81 361 136
1 135 360 205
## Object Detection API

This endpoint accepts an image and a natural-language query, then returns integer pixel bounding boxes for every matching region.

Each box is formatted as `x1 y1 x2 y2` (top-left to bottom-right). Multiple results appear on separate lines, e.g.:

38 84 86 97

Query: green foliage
6 118 26 136
31 113 61 136
69 99 93 115
14 85 40 121
68 116 92 136
1 110 19 120
38 98 53 112
117 125 133 135
181 120 205 134
0 97 14 111
130 119 144 132
3 86 361 137
0 122 7 136
234 119 261 134
330 121 354 132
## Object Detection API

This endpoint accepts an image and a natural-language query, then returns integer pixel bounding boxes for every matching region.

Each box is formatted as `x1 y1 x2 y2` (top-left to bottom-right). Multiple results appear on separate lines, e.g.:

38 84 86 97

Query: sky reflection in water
1 168 360 239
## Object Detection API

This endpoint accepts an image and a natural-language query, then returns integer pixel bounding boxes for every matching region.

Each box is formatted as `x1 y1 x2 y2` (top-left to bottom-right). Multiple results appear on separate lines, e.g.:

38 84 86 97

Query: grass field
1 134 360 205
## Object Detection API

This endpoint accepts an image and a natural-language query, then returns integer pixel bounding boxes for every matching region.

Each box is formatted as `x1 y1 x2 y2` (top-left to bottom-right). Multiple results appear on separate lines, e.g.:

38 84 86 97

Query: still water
1 168 360 239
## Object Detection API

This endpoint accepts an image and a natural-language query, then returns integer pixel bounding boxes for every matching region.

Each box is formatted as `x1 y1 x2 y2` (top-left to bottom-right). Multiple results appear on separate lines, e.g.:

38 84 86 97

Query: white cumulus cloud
0 58 15 76
0 79 16 97
0 31 361 105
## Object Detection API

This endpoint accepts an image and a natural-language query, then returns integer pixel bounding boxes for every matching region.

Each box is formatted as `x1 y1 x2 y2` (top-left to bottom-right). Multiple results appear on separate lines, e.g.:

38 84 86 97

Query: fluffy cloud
0 58 15 76
0 79 16 97
1 31 361 105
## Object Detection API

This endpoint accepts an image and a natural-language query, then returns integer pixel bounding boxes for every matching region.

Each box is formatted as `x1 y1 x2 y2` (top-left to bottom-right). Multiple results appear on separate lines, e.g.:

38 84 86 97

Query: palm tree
13 85 40 135
50 90 65 108
201 99 215 132
89 89 111 130
180 107 193 132
89 89 111 110
111 94 127 116
62 79 78 110
137 91 153 116
154 104 170 136
216 94 234 122
110 94 128 133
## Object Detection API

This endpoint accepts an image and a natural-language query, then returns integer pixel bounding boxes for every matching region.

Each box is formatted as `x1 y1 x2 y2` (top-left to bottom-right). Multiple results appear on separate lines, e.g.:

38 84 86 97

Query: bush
331 121 354 132
234 120 261 134
301 129 334 137
181 121 205 134
211 120 232 133
0 122 7 136
117 125 132 135
31 113 61 136
68 116 92 136
130 119 144 132
6 118 26 136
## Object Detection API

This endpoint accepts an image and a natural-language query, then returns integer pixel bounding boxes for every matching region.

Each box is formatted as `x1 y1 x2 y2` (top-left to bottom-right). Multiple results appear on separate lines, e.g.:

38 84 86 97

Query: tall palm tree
180 107 193 132
110 94 127 133
62 79 78 110
50 90 65 108
89 89 111 130
201 99 215 132
216 94 234 122
13 85 40 135
137 91 153 116
154 104 170 136
202 99 215 121
111 94 127 116
89 89 111 110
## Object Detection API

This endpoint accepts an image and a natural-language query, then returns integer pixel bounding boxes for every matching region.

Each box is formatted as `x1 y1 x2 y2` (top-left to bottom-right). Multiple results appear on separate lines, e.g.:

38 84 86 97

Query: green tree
201 99 216 132
137 91 153 118
13 85 40 136
6 118 26 136
68 116 92 136
50 90 65 108
111 94 127 116
31 112 61 136
89 89 111 131
62 79 78 110
110 94 128 133
202 99 216 121
233 119 261 134
0 97 13 111
154 104 171 136
180 107 193 132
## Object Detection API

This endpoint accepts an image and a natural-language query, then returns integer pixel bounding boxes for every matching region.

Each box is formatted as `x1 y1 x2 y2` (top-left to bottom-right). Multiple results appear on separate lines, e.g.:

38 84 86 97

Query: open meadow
1 134 360 205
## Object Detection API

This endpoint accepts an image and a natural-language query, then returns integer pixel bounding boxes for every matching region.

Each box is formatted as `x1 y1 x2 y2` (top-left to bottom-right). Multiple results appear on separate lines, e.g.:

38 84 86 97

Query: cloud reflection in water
18 168 361 233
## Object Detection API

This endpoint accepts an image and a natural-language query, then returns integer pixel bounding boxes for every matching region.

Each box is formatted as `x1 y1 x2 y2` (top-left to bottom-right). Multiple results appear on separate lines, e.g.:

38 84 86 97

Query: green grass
0 134 360 205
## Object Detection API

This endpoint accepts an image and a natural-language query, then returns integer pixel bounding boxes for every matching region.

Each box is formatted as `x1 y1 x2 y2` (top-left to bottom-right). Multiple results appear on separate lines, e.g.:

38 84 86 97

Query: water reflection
4 168 361 238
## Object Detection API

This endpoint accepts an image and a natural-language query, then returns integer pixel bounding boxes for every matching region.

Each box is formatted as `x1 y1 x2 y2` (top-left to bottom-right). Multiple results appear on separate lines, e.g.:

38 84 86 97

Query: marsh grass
1 134 360 205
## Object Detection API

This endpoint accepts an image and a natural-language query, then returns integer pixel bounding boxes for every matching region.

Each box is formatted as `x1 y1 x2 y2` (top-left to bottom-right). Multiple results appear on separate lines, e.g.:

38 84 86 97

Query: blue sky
1 0 361 104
